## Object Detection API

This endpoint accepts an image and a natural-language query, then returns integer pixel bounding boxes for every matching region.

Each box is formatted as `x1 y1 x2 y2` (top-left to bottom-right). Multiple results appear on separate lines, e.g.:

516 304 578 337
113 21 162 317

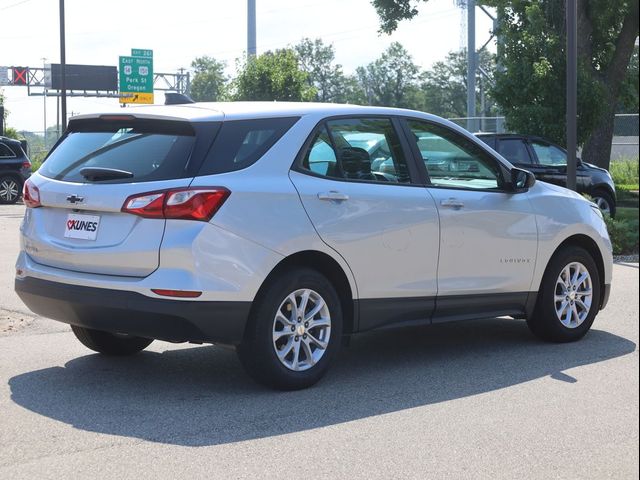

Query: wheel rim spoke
307 332 328 350
272 288 331 372
304 298 325 322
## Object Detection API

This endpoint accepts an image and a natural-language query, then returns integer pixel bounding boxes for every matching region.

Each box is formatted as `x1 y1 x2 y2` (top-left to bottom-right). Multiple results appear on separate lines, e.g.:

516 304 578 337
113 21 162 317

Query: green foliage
190 56 228 102
487 1 605 147
356 42 421 108
618 46 639 113
233 49 316 102
295 38 348 102
420 49 498 118
3 126 21 140
604 213 639 255
371 0 425 34
610 157 639 186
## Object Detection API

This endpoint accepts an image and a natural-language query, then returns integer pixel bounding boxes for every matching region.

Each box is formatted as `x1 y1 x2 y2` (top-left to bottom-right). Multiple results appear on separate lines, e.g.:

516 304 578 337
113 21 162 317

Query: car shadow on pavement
8 318 636 447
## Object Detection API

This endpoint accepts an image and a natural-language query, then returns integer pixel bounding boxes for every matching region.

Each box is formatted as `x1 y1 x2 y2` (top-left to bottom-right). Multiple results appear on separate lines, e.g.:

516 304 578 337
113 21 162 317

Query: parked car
15 103 612 390
476 133 617 216
0 136 31 204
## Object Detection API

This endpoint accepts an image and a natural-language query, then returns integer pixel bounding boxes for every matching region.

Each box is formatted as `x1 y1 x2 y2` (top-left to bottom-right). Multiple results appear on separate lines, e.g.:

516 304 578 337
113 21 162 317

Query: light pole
566 0 577 191
247 0 256 57
42 57 47 148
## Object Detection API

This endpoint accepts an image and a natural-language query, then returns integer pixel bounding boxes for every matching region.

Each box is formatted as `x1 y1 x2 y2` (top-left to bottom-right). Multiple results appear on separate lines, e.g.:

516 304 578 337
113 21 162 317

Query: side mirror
510 167 536 192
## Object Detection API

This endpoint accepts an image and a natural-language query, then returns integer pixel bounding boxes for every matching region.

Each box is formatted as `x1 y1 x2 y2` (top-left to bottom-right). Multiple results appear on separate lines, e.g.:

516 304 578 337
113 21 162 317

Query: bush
610 157 639 187
603 214 639 255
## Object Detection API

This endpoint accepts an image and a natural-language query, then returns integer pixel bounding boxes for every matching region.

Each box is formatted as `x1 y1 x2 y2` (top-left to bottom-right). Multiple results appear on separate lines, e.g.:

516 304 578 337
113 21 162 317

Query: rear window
198 117 299 175
39 120 196 183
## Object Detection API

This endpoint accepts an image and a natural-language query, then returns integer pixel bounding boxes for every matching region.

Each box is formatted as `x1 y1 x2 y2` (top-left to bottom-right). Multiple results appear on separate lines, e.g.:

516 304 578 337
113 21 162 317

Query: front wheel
591 190 616 218
237 268 343 390
527 246 601 343
71 325 153 355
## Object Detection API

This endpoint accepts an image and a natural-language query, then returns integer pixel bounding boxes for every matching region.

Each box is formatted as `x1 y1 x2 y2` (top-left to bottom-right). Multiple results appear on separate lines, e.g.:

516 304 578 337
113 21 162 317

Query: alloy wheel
554 261 593 328
272 288 331 371
0 178 19 202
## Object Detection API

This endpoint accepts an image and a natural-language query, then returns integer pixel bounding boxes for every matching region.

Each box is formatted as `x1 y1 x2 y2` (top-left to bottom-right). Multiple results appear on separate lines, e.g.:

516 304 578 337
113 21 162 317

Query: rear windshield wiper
80 167 134 181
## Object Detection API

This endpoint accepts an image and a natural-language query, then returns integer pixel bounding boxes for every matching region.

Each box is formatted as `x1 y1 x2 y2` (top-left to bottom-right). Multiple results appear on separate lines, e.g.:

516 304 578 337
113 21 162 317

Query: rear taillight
121 187 230 221
23 179 41 208
22 160 32 169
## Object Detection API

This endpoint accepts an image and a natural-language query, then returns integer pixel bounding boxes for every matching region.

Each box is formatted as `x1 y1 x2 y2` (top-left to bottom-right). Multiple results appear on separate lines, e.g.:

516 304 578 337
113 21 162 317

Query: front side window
407 120 504 190
531 141 567 166
300 117 412 184
497 138 533 165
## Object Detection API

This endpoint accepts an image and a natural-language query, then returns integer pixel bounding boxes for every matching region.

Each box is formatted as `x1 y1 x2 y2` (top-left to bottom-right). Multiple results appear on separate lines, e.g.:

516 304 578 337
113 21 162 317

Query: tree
617 45 639 114
420 49 498 118
371 0 639 169
356 42 421 108
232 49 316 102
294 38 346 102
487 0 639 168
189 56 228 102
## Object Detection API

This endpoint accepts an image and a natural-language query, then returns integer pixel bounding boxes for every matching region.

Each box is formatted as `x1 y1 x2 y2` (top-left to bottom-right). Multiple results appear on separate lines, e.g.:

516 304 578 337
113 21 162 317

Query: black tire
0 175 22 205
237 268 343 390
71 325 153 355
527 246 601 343
591 189 616 218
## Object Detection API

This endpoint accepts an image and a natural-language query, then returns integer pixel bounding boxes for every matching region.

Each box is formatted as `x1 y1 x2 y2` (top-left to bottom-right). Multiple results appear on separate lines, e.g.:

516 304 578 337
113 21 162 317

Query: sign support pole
59 0 67 130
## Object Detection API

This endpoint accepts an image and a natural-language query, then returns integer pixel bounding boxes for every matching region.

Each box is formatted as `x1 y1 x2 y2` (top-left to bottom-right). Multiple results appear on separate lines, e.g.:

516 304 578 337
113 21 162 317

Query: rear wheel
71 325 153 355
527 246 601 342
0 175 21 204
237 268 342 390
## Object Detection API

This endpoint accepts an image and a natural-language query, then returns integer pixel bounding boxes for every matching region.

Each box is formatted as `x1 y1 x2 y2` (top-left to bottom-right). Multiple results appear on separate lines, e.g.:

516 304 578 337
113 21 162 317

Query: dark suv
476 133 617 216
0 136 32 204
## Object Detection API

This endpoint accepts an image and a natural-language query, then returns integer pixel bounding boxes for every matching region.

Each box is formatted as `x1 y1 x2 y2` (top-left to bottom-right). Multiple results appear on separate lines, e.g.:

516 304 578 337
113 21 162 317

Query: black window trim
398 117 516 194
291 114 424 188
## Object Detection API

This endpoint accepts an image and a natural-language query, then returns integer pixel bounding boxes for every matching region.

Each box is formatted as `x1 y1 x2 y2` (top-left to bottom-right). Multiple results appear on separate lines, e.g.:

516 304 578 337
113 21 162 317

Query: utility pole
59 0 67 130
467 0 476 132
42 57 47 148
566 0 577 191
247 0 257 57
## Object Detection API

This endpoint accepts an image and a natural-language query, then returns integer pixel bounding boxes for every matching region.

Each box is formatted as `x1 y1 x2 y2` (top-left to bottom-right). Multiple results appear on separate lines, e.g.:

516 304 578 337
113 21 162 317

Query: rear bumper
15 276 251 345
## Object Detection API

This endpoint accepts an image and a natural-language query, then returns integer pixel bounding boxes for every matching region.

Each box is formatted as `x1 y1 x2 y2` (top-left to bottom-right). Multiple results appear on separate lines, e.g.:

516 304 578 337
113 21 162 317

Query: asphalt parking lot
0 203 638 479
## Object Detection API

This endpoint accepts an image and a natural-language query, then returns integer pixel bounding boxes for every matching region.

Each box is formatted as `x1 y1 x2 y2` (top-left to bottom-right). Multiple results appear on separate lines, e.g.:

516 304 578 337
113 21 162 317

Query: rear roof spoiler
165 93 195 105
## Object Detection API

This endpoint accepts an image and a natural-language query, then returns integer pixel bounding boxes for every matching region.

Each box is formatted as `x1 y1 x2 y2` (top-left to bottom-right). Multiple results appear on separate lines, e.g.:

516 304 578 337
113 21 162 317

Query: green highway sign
119 51 154 104
131 48 153 58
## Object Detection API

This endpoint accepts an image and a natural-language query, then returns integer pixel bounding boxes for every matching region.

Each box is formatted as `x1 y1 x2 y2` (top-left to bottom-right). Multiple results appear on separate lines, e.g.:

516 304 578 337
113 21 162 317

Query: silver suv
15 102 613 390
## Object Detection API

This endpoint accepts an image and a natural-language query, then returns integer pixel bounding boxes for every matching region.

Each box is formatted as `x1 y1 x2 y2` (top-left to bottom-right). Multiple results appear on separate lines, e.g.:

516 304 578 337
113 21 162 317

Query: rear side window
198 117 299 175
39 120 196 184
0 143 16 158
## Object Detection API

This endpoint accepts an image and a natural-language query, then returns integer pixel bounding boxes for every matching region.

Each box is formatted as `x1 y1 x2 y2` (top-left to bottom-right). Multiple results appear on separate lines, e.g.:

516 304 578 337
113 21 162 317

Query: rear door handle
318 191 349 201
440 198 464 209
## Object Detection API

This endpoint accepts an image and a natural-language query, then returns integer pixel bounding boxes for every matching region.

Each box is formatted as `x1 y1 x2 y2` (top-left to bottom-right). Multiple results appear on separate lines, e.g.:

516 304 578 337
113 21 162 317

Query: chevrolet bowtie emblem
66 195 85 204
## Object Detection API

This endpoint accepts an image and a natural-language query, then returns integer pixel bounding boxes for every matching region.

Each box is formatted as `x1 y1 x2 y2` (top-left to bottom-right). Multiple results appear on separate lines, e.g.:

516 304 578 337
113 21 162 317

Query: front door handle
440 198 464 209
318 191 349 201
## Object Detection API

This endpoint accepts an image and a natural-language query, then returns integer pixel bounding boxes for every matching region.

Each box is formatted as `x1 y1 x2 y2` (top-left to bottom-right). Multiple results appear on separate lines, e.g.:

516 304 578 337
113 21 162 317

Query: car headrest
341 147 371 175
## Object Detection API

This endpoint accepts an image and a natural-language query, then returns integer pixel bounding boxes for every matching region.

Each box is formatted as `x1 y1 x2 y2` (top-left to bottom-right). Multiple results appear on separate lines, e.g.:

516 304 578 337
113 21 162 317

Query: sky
0 0 495 133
